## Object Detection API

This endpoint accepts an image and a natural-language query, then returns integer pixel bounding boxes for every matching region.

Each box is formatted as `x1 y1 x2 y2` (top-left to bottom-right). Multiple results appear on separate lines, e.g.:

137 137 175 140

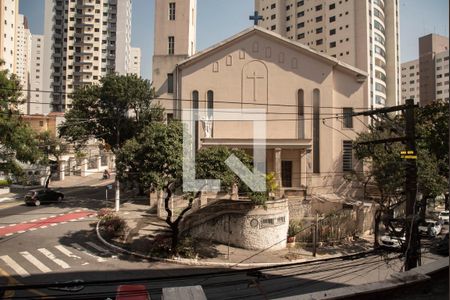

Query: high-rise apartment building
401 34 449 106
16 14 32 113
418 34 449 106
400 59 420 103
44 0 133 112
152 0 197 115
0 0 19 72
29 35 47 115
129 47 141 76
254 0 400 108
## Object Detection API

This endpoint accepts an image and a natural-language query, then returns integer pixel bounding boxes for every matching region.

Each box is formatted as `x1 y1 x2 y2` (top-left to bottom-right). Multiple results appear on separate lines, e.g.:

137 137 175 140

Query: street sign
400 150 417 160
106 184 113 190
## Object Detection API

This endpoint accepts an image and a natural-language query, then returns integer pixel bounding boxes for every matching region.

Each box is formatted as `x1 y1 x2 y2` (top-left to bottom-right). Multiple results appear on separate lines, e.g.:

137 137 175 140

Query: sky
19 0 449 80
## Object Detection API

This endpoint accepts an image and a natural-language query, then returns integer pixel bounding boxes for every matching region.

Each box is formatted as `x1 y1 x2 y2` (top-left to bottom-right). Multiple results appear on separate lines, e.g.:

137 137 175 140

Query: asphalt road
0 183 447 299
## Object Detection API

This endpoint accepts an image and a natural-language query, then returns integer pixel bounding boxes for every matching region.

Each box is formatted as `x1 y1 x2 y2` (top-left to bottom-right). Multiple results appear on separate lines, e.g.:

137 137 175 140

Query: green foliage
0 66 43 176
0 179 11 187
248 191 269 206
266 172 279 194
354 101 448 205
59 74 159 152
116 121 184 191
195 146 253 193
288 220 302 237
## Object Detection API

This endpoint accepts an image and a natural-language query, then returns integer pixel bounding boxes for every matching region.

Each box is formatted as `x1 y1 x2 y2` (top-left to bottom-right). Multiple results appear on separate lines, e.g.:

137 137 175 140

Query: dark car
25 189 64 206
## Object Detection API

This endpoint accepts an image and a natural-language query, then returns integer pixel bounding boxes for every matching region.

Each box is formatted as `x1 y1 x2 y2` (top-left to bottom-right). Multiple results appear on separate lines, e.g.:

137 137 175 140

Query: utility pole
404 99 419 270
352 99 419 270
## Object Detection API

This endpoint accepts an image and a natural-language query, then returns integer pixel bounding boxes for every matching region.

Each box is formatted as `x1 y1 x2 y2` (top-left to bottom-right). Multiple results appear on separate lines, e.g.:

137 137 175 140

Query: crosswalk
0 241 116 278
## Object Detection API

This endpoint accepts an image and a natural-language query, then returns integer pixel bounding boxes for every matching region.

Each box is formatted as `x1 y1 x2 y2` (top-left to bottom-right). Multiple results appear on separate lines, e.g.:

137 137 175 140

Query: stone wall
180 199 289 251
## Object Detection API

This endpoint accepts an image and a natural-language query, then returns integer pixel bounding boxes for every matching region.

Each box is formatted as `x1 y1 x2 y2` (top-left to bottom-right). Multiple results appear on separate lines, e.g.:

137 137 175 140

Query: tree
116 121 185 254
0 62 42 178
37 131 69 188
59 74 159 150
59 74 160 204
354 103 448 247
195 146 253 194
117 125 260 255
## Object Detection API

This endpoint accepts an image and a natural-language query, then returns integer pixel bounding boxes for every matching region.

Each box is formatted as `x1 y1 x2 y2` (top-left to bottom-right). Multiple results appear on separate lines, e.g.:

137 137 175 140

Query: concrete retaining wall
181 199 289 251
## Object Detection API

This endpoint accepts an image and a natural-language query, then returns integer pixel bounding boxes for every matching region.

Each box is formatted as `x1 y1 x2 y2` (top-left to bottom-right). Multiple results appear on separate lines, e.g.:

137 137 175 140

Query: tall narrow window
343 141 353 171
297 89 304 139
168 36 175 55
167 73 173 93
207 90 214 137
342 107 353 128
193 91 199 149
207 90 214 114
168 2 176 20
313 89 320 173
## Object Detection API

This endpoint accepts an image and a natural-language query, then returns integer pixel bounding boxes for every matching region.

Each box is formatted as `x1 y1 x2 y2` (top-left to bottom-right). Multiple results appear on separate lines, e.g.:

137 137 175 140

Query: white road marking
20 251 51 273
0 226 4 229
40 226 48 229
0 255 30 277
18 230 25 234
61 222 67 224
39 218 47 220
9 224 16 227
86 242 110 254
29 228 37 231
5 233 13 236
54 245 82 259
37 248 70 269
71 243 107 263
50 223 57 227
30 219 37 222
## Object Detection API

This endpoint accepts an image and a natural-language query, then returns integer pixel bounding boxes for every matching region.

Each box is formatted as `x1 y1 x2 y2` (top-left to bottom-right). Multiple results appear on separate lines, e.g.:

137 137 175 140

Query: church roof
177 26 368 78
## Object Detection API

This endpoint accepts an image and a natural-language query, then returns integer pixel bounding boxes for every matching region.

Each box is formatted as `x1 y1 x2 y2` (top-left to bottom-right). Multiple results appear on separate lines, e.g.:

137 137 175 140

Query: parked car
438 210 449 224
435 233 449 255
418 219 442 237
380 232 406 249
24 189 64 206
116 285 150 300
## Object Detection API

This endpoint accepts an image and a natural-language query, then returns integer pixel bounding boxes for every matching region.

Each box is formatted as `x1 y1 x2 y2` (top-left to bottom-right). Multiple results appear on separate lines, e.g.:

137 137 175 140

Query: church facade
152 1 368 197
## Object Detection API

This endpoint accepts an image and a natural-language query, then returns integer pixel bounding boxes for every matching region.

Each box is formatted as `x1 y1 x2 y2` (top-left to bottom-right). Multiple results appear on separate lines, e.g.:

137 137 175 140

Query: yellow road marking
0 266 53 298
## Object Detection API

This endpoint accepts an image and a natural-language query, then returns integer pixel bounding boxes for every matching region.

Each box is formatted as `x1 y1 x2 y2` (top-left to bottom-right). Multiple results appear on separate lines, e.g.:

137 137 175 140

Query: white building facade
15 14 32 114
44 0 133 112
400 59 420 103
129 47 141 76
29 35 47 115
0 0 18 72
254 0 400 108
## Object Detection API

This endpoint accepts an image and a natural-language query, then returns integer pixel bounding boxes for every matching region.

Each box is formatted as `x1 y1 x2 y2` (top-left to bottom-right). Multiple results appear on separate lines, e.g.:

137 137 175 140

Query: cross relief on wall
242 60 268 105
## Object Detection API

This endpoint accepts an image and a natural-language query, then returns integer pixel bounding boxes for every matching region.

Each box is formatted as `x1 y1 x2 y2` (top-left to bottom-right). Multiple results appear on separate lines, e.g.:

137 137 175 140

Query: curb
96 220 374 268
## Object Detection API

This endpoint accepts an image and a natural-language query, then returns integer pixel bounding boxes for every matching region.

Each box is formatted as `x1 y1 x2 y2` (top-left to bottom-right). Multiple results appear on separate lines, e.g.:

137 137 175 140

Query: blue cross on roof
249 11 263 26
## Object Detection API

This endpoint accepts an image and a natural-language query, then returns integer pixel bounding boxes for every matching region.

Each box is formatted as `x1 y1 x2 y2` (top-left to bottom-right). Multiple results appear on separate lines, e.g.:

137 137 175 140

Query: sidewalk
105 200 375 266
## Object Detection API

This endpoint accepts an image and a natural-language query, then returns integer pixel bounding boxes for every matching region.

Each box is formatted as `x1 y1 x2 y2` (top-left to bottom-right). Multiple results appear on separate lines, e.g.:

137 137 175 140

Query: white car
418 219 442 237
438 210 449 224
380 233 406 249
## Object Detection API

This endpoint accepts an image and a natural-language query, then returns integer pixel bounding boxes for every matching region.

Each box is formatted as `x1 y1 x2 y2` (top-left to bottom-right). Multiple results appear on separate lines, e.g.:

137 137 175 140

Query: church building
152 0 369 197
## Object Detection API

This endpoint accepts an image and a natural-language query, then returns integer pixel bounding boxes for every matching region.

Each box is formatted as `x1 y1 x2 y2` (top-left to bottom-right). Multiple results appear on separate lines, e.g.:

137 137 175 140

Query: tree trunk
374 209 381 248
171 226 179 255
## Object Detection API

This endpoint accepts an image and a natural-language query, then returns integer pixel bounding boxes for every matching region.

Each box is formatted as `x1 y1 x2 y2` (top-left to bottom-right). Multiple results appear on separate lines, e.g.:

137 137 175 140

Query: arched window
206 90 214 137
192 90 199 150
313 89 320 174
297 89 304 139
207 90 214 116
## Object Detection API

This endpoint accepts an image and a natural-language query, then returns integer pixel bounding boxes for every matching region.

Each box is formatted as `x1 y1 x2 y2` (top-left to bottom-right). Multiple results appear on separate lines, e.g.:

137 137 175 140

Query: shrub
288 220 302 237
97 208 114 219
0 179 10 187
248 191 269 206
100 214 127 237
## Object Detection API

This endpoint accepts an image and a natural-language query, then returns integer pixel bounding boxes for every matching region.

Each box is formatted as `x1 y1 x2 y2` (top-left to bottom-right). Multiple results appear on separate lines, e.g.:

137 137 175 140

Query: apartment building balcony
73 61 93 66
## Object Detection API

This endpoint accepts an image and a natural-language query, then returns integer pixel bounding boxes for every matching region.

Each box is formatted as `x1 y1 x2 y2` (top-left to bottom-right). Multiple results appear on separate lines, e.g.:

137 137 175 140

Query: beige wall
177 30 367 194
0 0 19 73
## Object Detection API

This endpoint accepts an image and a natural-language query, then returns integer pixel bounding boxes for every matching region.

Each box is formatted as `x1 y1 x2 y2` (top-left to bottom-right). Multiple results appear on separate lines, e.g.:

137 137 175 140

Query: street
0 182 446 299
